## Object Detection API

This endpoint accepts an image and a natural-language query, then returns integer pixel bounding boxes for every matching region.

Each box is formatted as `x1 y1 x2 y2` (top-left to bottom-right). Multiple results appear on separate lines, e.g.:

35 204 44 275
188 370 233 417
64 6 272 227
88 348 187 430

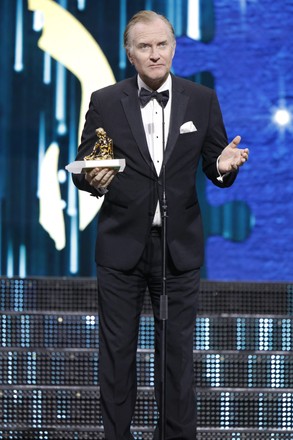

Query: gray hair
124 10 176 51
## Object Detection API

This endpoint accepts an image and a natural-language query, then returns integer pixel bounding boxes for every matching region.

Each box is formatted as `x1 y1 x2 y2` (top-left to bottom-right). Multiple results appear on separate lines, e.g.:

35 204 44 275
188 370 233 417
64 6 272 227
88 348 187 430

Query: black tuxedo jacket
73 74 237 271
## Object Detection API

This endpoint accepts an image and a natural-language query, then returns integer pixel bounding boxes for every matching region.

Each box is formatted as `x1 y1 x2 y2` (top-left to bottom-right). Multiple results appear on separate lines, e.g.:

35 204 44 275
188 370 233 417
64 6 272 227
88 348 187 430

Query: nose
150 46 160 60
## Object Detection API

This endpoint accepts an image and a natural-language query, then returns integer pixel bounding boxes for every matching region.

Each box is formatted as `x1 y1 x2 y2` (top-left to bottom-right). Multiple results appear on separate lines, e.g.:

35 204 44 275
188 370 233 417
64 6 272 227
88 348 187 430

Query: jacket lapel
121 78 156 175
163 77 189 165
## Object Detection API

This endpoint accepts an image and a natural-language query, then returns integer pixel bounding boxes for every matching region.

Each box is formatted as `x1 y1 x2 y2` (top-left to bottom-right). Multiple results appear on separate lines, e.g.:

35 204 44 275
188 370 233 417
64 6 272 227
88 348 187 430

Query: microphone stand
159 100 168 440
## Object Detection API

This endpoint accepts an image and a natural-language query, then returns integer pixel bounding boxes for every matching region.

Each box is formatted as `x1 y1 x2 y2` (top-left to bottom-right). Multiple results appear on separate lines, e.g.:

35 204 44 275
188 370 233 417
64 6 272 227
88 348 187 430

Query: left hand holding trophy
65 128 126 174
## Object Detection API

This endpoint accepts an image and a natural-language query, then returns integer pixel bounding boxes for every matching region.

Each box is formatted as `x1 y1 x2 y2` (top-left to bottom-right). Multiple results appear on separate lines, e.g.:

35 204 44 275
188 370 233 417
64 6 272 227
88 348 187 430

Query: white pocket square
180 121 197 134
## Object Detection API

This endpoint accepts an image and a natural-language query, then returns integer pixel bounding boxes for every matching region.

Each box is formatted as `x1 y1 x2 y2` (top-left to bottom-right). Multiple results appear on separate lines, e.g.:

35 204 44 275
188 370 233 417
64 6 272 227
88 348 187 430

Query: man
72 10 249 440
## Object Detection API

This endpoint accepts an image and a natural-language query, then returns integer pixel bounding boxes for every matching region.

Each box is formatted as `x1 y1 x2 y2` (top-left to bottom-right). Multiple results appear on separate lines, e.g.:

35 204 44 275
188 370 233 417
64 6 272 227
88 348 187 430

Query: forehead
130 18 172 44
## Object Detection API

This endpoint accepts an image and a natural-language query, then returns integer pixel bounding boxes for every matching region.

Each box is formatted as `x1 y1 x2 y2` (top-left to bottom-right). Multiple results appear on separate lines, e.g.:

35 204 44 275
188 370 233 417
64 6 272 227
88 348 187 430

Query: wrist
216 155 230 182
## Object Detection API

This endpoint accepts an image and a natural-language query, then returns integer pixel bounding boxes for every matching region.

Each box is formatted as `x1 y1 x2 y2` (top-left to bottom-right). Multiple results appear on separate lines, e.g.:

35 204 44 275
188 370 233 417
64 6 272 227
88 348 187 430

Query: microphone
158 90 168 440
159 96 168 321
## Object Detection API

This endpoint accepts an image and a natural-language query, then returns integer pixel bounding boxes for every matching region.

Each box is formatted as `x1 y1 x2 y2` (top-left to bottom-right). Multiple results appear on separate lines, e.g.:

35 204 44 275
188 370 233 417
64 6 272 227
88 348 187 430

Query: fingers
235 148 249 168
85 167 117 190
241 149 249 161
229 135 249 167
230 135 241 148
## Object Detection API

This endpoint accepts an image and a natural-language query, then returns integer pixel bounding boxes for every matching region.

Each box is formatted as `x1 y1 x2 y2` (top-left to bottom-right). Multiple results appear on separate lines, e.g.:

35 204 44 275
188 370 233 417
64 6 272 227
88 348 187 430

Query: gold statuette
84 127 114 161
65 128 125 174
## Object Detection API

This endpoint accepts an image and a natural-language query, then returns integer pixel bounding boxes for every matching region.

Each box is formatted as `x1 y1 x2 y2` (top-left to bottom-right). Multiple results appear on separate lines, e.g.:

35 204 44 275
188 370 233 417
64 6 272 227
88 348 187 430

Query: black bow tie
139 87 169 108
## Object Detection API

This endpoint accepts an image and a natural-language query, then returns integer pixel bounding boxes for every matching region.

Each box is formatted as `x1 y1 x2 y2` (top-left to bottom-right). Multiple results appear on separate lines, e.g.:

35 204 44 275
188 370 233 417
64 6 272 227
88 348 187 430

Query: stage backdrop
0 0 292 280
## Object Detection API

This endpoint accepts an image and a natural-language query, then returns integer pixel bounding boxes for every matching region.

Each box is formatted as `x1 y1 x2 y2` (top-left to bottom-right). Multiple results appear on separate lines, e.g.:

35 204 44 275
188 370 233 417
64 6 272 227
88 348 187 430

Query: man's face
127 18 176 90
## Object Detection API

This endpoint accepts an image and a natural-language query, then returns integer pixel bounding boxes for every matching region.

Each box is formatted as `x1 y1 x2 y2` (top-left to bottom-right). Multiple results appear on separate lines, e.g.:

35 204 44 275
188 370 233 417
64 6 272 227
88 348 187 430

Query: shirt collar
137 74 172 94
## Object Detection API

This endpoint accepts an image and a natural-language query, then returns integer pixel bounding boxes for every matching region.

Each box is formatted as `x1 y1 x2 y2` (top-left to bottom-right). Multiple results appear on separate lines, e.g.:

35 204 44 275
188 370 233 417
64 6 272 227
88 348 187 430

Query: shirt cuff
90 187 108 197
216 155 230 182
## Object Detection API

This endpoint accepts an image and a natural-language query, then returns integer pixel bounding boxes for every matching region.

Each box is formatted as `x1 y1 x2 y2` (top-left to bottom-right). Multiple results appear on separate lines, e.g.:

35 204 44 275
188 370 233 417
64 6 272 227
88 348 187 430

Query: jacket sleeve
201 90 238 188
71 92 106 197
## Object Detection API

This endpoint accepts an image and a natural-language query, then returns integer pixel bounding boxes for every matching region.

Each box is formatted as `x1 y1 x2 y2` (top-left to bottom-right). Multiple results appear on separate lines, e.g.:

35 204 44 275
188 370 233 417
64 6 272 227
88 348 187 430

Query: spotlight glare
58 169 67 184
273 108 291 127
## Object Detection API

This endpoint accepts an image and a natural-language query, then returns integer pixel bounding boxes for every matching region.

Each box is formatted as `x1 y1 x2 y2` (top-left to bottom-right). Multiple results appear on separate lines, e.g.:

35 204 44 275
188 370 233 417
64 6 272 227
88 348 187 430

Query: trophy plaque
65 127 125 174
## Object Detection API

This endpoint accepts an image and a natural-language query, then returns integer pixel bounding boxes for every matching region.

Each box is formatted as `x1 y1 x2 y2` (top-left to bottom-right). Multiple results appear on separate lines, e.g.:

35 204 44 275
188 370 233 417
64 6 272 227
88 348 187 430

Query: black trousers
97 229 200 440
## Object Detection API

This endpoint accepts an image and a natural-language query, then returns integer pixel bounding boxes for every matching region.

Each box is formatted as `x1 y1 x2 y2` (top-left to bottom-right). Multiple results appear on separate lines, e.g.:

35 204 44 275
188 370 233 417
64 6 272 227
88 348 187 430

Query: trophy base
65 159 126 174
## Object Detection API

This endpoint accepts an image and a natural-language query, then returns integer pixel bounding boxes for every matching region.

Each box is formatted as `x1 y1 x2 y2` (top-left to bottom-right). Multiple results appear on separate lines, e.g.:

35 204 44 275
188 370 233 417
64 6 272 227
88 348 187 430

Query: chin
149 71 168 80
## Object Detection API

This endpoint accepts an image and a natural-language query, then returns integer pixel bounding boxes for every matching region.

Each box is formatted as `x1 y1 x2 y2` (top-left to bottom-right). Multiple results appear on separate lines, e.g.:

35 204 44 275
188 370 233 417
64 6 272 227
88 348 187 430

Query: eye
138 43 149 51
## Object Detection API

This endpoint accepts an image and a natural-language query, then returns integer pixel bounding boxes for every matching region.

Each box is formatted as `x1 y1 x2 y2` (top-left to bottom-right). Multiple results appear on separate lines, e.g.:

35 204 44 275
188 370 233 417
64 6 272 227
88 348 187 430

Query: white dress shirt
138 75 172 226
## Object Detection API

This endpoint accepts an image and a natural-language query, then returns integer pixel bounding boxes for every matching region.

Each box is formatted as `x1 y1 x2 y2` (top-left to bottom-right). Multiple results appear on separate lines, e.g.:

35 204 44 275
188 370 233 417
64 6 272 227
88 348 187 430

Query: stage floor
0 277 292 439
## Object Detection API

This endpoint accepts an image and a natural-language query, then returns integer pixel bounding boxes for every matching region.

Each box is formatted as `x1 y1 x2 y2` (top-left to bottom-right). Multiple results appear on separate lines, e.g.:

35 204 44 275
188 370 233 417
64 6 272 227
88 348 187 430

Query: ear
127 50 134 65
172 41 176 59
